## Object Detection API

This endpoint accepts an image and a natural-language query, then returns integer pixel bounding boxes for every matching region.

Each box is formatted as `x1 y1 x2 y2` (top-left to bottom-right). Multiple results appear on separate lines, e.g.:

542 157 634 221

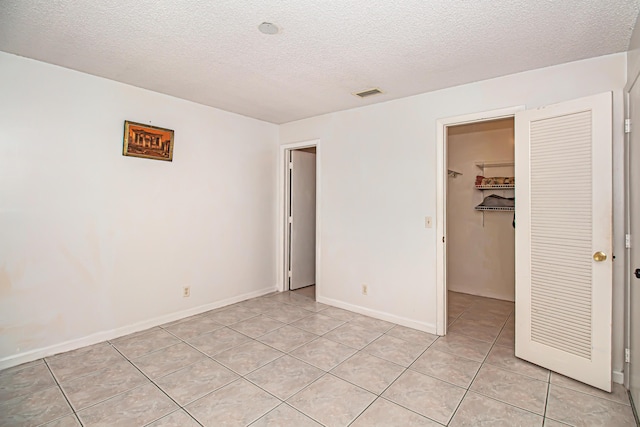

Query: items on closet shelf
475 194 515 209
474 162 515 227
474 174 515 214
475 175 514 186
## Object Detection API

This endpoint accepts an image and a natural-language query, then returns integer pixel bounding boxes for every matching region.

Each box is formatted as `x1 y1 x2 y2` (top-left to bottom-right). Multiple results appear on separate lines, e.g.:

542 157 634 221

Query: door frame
435 106 524 335
278 139 321 293
625 74 640 393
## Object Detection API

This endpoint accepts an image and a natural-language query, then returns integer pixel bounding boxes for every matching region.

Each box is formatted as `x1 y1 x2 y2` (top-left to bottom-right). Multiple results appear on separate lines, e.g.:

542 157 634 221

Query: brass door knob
593 251 607 262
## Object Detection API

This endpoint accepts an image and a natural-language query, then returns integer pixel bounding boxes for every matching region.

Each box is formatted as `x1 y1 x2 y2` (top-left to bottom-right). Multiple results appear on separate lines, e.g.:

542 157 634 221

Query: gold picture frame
123 121 174 161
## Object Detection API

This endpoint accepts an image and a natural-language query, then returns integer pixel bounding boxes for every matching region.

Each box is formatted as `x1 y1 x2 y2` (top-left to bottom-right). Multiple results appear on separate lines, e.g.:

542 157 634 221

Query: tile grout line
208 294 482 424
108 343 205 427
542 381 552 424
290 293 504 425
180 376 276 426
41 358 85 427
477 304 562 422
244 402 316 427
238 294 432 425
125 340 212 380
450 302 554 422
445 299 513 425
232 290 435 425
46 346 162 417
357 338 446 425
141 408 204 427
442 337 493 422
549 381 633 407
155 327 293 421
165 308 339 426
165 354 250 427
282 372 350 425
344 394 380 426
0 363 57 403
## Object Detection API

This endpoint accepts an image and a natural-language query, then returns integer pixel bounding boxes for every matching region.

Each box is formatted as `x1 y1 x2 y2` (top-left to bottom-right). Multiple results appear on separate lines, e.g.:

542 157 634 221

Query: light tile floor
0 290 636 426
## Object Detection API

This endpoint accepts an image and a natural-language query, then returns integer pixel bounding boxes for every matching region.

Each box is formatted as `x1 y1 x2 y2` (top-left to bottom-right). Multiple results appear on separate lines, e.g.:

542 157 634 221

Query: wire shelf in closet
475 184 515 190
474 160 514 169
474 206 515 212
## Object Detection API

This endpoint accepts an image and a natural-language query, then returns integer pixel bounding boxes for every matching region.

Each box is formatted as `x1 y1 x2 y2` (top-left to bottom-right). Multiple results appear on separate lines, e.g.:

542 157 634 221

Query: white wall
280 53 627 378
0 52 279 367
447 120 515 301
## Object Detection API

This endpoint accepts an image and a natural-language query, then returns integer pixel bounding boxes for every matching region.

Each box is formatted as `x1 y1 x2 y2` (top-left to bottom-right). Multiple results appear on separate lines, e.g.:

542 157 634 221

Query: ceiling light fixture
258 22 279 35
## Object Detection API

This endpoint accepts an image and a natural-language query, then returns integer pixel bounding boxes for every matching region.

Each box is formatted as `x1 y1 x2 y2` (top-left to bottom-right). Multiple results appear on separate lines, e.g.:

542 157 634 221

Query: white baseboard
0 285 277 371
317 296 436 335
613 369 624 385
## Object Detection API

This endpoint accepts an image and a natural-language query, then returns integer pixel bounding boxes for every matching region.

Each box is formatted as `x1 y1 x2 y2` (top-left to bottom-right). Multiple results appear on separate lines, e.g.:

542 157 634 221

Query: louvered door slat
530 274 593 290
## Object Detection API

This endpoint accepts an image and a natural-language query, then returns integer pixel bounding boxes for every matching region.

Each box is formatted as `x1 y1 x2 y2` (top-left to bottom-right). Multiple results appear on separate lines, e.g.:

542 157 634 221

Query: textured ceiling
1 1 638 124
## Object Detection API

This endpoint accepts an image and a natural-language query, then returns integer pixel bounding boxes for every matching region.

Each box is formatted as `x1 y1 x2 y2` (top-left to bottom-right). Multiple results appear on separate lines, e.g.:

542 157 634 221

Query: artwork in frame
123 121 174 161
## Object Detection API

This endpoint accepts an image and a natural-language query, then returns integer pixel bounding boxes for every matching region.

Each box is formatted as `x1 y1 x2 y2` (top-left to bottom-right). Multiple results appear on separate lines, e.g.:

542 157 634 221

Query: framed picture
123 121 174 161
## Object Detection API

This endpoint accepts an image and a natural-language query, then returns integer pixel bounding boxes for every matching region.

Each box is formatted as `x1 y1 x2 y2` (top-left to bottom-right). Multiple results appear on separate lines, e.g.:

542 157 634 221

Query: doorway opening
435 106 523 335
445 118 515 341
280 140 320 301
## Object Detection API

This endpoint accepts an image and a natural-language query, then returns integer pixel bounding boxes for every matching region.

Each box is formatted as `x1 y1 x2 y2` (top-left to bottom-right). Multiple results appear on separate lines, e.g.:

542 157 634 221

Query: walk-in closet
446 118 515 316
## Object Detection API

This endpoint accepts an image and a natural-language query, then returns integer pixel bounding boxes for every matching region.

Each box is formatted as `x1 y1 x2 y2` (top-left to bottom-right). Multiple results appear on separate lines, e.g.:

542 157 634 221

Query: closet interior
446 118 515 305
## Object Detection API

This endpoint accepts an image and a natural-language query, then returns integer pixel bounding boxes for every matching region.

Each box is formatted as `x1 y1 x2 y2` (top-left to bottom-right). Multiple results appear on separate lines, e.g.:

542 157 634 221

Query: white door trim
624 73 640 390
278 139 321 293
435 106 525 335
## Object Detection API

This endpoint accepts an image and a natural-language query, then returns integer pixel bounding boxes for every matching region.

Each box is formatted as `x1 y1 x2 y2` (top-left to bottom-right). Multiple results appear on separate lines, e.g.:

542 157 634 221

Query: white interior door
628 80 640 405
515 92 613 391
289 150 316 290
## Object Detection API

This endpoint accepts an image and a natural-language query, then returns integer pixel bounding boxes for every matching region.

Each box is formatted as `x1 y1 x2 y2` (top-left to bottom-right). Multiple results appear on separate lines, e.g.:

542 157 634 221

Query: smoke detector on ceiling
353 88 384 98
258 22 279 35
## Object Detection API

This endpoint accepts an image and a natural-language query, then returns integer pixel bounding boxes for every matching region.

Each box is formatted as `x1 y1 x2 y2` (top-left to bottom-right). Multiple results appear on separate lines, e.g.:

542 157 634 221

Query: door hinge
626 348 631 363
442 236 445 243
289 162 293 169
288 216 293 224
288 270 292 278
626 234 632 249
625 118 631 134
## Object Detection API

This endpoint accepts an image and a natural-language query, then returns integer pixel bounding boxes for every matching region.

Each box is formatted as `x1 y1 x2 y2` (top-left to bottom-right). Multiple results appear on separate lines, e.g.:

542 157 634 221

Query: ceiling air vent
353 88 383 98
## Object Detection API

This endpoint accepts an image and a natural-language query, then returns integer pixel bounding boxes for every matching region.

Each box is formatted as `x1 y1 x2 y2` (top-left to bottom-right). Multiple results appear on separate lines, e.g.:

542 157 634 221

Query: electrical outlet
361 284 368 295
183 286 190 297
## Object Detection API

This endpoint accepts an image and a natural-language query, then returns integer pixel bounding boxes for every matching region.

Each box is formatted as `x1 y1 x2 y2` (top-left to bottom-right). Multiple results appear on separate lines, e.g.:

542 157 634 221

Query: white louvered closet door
514 92 613 391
